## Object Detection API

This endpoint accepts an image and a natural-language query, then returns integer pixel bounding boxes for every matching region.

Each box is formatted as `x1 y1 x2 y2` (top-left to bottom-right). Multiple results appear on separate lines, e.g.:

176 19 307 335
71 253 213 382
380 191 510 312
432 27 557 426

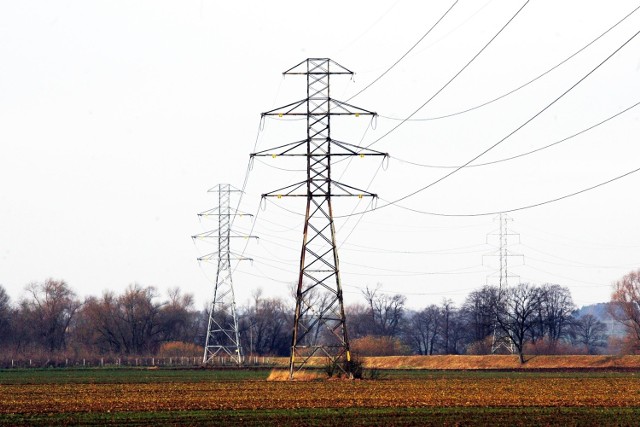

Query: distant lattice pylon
192 183 256 365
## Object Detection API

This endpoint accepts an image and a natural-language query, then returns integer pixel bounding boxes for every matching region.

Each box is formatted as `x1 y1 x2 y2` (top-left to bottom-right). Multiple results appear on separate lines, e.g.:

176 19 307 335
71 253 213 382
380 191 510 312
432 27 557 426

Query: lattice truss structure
483 213 523 354
192 184 255 365
252 59 388 379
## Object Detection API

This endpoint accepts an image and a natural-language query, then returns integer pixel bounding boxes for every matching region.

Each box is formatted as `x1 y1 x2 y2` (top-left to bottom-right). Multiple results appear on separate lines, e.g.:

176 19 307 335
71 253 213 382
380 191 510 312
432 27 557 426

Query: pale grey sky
1 0 639 310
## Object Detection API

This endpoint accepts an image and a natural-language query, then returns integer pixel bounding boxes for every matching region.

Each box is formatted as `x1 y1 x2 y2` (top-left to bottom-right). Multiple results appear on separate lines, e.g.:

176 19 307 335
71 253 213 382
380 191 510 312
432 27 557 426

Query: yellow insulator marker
277 194 282 199
358 194 363 199
359 153 365 158
278 113 283 118
271 154 277 159
355 113 360 117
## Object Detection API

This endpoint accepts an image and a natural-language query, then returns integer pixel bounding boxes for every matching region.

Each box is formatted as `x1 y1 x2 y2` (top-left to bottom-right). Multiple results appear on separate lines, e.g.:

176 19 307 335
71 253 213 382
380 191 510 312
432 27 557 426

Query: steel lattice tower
192 184 254 365
251 59 387 379
483 213 522 353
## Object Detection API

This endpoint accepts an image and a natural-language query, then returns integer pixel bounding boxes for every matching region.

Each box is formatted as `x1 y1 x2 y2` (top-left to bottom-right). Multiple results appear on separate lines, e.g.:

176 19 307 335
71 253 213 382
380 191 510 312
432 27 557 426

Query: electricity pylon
251 58 388 379
483 213 523 353
192 184 256 365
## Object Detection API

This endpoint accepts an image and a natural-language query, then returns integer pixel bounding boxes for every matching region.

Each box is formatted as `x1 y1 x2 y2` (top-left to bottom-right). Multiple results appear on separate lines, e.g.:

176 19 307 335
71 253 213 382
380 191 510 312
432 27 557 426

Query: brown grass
267 369 327 381
360 355 640 370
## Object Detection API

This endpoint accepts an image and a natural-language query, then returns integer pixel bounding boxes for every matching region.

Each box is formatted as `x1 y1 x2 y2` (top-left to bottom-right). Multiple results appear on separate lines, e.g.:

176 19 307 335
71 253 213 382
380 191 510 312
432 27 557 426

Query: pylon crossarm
262 99 307 116
250 139 307 157
192 229 221 239
331 139 388 157
198 208 253 217
197 252 253 262
194 229 257 239
332 181 378 198
207 184 244 193
261 181 307 198
198 206 220 216
329 99 377 116
283 58 353 75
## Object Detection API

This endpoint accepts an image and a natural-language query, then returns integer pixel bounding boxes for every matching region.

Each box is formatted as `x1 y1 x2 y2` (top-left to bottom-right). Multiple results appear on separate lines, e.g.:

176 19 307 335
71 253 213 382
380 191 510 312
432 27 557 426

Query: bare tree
538 284 575 349
571 314 608 354
362 285 406 337
404 305 440 355
0 285 12 348
345 303 376 339
159 287 198 343
75 284 165 355
462 285 499 345
610 269 640 348
19 279 81 352
242 289 290 356
495 283 543 363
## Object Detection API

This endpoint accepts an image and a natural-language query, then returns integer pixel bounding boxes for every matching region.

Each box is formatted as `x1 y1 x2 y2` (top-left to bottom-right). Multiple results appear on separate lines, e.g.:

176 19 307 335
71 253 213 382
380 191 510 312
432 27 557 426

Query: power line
340 27 640 218
379 3 640 122
390 99 640 169
364 0 530 150
346 0 460 102
381 164 640 217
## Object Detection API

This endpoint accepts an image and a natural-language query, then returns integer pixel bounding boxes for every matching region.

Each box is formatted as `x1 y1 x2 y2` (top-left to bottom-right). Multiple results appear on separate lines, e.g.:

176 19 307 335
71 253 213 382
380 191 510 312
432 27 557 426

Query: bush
350 336 410 356
157 341 202 358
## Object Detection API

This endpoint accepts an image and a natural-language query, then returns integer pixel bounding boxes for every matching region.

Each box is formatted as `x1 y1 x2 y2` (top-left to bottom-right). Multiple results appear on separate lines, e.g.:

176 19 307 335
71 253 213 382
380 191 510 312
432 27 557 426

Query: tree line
1 269 639 361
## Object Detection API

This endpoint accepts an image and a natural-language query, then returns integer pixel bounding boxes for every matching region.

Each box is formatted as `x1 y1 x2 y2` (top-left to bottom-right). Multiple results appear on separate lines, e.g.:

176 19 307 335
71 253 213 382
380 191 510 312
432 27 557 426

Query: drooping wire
346 0 460 102
380 164 640 217
391 99 640 169
340 27 640 218
379 3 640 122
363 0 530 150
333 0 402 56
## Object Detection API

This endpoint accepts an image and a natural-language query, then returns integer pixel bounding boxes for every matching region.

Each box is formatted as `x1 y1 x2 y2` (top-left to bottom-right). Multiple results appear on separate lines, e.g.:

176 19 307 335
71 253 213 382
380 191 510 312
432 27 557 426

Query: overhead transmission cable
364 0 530 150
346 0 460 102
381 165 640 218
392 99 640 169
338 27 640 218
380 3 640 121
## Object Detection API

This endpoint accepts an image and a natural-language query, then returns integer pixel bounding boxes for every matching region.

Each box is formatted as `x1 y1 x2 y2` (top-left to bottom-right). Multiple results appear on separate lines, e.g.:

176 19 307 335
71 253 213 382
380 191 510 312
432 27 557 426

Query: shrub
350 336 410 356
157 341 202 358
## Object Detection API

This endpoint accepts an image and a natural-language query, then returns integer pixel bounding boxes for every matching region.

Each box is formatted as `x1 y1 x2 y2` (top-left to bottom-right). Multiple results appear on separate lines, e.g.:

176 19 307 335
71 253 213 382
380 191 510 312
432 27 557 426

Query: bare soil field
2 359 640 426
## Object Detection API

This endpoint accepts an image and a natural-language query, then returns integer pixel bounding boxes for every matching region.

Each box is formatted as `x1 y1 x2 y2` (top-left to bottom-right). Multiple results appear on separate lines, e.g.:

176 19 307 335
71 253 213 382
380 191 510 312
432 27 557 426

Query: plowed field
1 369 640 426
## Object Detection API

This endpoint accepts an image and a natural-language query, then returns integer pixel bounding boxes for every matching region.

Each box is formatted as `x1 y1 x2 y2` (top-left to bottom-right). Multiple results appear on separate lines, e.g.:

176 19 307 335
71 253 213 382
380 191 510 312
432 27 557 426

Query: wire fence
0 355 282 369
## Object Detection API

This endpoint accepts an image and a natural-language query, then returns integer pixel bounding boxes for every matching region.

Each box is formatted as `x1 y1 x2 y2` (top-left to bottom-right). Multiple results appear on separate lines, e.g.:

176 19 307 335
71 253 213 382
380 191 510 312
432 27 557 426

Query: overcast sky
1 0 639 310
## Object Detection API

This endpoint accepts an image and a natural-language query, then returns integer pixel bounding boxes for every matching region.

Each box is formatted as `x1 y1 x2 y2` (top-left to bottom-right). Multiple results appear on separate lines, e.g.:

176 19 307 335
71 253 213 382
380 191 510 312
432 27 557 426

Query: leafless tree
362 285 406 337
158 287 198 343
462 285 499 345
0 285 12 348
610 269 640 347
532 284 575 349
495 283 543 363
241 289 290 356
404 305 440 355
571 314 608 354
19 279 81 352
